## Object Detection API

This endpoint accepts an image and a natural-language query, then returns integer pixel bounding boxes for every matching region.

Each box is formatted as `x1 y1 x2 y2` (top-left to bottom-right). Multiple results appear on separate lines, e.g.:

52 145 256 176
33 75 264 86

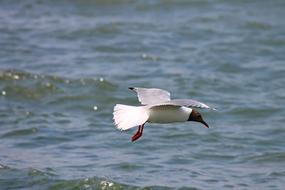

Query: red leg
131 125 142 142
139 124 144 133
134 125 141 136
131 124 145 142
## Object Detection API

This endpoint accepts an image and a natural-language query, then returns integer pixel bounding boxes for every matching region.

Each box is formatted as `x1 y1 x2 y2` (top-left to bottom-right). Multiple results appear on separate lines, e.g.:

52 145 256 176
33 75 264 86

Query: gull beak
201 120 209 128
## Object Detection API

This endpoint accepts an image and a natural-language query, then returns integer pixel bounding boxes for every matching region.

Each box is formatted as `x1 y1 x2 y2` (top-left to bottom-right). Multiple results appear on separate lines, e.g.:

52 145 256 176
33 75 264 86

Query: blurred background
0 0 284 189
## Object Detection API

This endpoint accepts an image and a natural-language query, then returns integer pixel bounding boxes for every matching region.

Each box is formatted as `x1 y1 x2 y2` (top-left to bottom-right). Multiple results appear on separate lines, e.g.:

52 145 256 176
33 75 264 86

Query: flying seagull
113 87 215 142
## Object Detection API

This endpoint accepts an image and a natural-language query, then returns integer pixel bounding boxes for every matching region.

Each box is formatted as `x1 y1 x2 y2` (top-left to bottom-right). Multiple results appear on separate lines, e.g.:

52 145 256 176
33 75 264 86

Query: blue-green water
1 0 285 189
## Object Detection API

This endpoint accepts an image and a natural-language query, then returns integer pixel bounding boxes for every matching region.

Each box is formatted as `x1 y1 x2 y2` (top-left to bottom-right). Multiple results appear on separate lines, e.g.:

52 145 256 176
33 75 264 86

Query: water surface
0 0 285 189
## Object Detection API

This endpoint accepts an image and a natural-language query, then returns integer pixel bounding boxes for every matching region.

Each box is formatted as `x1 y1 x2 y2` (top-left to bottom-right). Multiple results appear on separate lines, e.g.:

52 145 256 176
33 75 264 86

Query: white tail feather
113 104 149 131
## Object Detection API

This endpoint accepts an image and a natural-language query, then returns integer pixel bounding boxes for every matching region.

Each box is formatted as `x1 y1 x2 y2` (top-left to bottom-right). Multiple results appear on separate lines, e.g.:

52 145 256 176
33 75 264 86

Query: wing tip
128 87 134 90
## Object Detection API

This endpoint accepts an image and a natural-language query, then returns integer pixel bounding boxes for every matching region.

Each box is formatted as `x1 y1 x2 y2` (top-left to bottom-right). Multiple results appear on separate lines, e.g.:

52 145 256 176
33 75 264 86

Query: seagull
113 87 215 142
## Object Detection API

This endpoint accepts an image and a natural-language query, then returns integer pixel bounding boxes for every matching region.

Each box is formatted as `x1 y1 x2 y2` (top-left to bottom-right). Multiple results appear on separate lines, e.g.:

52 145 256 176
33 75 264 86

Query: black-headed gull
113 87 215 142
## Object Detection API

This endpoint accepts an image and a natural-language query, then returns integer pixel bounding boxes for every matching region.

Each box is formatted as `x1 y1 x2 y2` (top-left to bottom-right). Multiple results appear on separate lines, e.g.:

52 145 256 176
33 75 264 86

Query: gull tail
113 104 149 131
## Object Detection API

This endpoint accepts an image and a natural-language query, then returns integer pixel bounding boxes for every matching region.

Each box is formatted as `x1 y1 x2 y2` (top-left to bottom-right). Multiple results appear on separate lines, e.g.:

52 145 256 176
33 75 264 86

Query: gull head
188 109 209 128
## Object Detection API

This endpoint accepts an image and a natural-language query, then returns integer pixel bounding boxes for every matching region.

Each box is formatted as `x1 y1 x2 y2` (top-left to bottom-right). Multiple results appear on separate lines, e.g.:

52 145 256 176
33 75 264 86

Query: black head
188 109 209 128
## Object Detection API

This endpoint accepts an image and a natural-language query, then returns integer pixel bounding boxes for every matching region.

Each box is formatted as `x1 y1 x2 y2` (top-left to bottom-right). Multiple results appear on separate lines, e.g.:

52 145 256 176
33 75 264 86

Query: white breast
147 106 192 123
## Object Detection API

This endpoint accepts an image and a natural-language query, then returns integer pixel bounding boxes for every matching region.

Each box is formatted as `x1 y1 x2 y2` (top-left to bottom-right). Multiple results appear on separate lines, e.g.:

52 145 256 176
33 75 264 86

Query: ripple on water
1 127 38 138
0 165 144 190
247 152 285 163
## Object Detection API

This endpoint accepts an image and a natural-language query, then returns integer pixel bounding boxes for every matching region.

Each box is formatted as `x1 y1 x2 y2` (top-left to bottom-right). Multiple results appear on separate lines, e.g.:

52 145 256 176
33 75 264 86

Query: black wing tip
128 87 134 90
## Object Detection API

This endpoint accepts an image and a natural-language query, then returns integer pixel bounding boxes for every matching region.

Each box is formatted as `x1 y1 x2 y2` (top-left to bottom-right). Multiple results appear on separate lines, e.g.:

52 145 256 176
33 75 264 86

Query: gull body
113 87 215 141
148 106 192 123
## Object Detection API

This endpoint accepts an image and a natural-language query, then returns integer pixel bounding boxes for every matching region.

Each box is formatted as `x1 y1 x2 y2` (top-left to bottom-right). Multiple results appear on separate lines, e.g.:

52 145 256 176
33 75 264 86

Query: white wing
151 99 216 110
129 87 171 105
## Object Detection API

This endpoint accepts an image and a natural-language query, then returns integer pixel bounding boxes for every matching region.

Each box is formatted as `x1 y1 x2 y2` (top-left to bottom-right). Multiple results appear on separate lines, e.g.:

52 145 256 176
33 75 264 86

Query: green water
0 0 285 189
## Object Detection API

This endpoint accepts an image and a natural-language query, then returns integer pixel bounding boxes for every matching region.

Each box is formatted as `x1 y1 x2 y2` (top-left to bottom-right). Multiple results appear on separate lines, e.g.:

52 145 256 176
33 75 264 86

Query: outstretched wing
129 87 171 105
151 99 216 110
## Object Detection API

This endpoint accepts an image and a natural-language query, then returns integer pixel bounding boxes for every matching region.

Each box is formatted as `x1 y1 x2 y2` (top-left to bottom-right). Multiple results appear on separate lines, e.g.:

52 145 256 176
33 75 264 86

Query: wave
0 164 186 190
0 69 116 101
